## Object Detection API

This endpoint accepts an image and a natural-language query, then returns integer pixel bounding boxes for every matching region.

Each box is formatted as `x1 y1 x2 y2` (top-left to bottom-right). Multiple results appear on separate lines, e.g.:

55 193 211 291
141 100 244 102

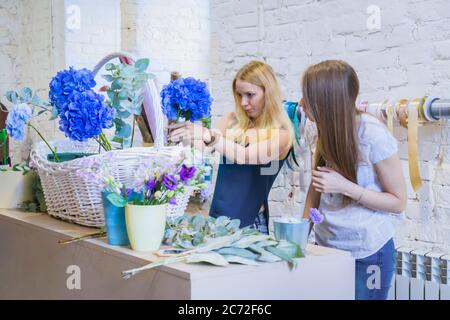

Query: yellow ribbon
407 97 424 192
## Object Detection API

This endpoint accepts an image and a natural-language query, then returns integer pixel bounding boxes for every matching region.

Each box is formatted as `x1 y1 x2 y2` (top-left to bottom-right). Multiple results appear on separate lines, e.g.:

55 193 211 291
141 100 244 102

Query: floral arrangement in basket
3 58 152 163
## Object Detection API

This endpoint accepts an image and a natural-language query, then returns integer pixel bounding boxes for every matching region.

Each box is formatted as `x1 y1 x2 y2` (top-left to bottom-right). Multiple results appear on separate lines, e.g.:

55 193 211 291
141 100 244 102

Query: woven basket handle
92 52 165 148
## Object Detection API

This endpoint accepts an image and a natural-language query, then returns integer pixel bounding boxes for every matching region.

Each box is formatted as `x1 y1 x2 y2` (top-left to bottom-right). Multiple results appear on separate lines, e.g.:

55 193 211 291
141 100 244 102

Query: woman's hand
168 121 211 146
311 166 354 195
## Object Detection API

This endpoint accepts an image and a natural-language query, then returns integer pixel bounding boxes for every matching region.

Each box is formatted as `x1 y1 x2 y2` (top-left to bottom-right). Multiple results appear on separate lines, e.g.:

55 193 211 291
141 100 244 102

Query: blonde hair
229 61 294 147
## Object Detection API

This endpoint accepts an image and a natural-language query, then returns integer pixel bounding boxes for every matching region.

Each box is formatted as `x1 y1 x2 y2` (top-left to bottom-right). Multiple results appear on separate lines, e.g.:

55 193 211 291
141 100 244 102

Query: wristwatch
204 129 218 147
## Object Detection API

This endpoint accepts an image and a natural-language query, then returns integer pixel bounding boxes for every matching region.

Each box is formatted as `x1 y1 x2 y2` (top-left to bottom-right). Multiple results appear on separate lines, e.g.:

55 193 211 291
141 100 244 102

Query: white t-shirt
314 113 401 259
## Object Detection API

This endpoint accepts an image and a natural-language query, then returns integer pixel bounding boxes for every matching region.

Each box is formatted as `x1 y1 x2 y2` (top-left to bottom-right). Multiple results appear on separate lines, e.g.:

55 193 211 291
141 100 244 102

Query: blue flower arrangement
58 90 115 142
49 67 96 112
49 67 114 150
161 77 212 122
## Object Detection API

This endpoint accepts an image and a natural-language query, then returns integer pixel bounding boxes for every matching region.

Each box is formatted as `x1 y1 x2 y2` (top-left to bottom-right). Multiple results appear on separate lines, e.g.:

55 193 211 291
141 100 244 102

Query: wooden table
0 209 355 299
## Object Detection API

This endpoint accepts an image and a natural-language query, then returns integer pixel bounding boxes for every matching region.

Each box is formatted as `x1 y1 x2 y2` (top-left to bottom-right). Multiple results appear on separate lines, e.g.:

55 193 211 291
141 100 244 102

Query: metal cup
273 218 310 251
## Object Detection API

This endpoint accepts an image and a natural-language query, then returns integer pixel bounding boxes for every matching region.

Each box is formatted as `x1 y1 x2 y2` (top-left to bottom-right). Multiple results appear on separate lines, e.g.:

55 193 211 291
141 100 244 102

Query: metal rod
430 99 450 120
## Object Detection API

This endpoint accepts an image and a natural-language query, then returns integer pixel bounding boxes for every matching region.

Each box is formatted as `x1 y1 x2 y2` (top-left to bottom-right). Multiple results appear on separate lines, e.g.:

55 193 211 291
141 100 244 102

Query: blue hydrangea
160 77 212 122
59 90 115 141
49 67 96 112
6 103 32 141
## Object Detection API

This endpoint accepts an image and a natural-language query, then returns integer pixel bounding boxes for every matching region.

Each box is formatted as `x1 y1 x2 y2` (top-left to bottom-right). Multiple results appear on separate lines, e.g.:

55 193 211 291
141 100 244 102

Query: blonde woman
169 61 294 233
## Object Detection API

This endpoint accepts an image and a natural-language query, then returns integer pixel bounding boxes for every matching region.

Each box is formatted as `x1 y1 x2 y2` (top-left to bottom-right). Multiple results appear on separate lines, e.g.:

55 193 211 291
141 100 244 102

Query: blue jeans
355 238 396 300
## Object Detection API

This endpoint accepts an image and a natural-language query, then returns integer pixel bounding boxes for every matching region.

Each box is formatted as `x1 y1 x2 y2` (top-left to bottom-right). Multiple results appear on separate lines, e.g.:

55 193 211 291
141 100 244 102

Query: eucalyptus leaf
214 226 229 237
254 240 279 248
117 123 132 138
31 95 42 106
265 246 299 267
247 244 282 263
231 234 271 248
216 247 259 260
185 252 229 267
111 79 122 91
49 105 59 120
223 255 260 266
106 193 127 207
134 58 150 72
6 91 18 103
105 63 115 71
215 216 229 227
102 75 114 82
118 89 129 100
226 219 240 232
20 87 32 102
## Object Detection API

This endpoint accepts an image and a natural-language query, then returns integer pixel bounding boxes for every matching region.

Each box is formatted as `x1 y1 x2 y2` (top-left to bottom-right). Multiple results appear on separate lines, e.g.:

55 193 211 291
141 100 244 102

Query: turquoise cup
101 192 130 246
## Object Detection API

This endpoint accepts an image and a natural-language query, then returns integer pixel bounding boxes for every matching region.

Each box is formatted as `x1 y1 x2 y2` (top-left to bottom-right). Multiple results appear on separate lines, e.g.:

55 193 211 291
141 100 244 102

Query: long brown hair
302 60 361 205
229 61 294 146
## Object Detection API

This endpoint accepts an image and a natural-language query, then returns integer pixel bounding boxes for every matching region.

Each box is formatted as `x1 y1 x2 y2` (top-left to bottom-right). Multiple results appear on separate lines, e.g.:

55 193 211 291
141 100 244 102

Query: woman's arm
303 184 321 219
311 154 407 213
168 112 292 164
210 129 291 164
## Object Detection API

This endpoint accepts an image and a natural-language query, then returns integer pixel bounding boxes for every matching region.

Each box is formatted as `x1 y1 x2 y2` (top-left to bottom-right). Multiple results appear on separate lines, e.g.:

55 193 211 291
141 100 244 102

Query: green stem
130 116 136 148
27 122 59 162
97 132 112 152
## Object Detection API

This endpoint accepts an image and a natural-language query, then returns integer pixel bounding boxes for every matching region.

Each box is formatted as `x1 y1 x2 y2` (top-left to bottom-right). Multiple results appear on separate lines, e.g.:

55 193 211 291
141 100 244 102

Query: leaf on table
223 255 260 266
216 247 259 260
185 252 229 267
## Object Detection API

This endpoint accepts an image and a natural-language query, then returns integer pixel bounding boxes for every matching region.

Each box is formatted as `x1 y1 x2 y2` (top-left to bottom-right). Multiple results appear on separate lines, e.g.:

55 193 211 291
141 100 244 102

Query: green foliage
20 170 47 213
5 88 51 115
122 214 304 279
102 59 155 148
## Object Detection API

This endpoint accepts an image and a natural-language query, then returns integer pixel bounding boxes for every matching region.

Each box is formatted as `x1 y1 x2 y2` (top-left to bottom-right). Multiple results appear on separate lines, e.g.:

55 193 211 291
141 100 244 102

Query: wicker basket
30 140 194 228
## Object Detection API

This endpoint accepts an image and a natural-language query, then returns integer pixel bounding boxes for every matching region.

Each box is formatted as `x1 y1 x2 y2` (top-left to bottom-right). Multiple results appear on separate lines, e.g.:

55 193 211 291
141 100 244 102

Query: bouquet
161 77 212 124
49 59 152 151
97 147 209 208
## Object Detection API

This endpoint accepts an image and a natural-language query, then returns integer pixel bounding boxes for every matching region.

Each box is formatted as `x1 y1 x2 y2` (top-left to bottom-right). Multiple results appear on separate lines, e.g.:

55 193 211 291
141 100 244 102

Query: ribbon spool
358 97 431 192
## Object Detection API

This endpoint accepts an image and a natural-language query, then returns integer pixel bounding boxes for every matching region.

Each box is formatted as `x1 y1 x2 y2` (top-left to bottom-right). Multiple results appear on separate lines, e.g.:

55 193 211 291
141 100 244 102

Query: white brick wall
64 0 121 70
0 0 64 162
211 0 450 252
121 0 211 85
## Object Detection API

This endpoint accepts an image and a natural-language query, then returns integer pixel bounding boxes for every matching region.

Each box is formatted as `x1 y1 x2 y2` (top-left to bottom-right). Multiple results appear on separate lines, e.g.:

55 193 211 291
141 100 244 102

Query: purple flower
309 208 324 224
146 179 157 192
169 197 177 205
162 175 178 190
126 188 133 198
179 165 196 183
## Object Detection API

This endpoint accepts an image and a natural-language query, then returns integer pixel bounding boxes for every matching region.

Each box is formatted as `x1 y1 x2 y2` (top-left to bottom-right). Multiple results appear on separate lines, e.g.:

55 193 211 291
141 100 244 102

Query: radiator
388 247 450 300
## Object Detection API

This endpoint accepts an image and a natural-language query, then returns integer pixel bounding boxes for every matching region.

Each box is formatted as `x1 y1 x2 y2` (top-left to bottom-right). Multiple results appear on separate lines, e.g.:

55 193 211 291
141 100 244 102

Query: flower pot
0 170 33 209
273 217 310 252
101 192 130 246
125 204 167 252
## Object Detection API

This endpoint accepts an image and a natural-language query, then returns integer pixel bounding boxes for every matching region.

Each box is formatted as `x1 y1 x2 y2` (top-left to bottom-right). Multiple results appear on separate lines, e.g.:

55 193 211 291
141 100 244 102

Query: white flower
154 191 162 199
